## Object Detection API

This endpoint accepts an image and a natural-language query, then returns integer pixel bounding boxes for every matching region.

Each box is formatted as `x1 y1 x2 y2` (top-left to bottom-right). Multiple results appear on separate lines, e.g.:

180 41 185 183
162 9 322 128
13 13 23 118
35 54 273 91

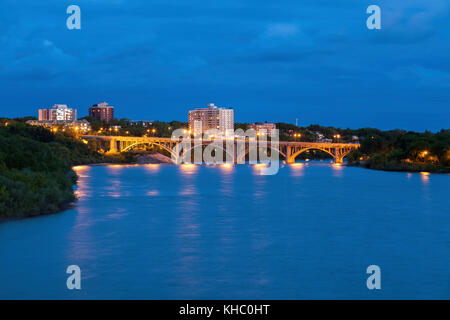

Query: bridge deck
81 135 360 148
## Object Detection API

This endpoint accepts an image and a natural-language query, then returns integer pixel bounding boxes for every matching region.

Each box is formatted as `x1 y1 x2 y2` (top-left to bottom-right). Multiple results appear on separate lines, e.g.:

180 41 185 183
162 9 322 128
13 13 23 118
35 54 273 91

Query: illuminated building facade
89 102 114 123
38 104 77 121
188 103 234 136
247 122 277 136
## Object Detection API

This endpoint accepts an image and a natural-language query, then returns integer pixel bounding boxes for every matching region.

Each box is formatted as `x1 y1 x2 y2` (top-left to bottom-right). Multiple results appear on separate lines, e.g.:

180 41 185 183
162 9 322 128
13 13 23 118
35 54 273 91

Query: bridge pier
286 146 295 164
108 138 118 154
286 157 295 164
333 149 344 164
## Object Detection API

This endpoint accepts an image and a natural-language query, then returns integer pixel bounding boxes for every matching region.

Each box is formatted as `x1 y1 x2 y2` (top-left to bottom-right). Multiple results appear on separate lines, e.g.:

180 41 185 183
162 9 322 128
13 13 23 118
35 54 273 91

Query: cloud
369 0 450 43
0 0 448 131
265 23 299 38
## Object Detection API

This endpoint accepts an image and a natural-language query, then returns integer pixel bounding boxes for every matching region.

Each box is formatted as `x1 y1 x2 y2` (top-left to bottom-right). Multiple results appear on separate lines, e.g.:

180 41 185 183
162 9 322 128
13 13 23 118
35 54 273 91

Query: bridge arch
121 141 177 162
237 146 287 163
180 143 235 164
288 147 353 164
288 147 335 162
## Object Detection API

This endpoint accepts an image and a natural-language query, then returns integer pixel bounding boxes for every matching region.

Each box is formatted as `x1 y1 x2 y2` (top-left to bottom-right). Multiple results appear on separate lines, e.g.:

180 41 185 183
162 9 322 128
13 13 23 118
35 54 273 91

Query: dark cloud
0 0 448 131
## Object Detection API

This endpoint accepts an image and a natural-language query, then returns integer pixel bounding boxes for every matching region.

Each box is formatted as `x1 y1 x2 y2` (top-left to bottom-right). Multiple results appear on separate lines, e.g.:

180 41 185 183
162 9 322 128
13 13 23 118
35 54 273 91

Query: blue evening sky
0 0 449 131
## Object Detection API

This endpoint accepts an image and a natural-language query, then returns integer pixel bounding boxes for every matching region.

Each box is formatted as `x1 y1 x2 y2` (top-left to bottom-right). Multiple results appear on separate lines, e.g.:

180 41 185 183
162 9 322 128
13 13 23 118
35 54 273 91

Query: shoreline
0 203 76 224
347 161 450 174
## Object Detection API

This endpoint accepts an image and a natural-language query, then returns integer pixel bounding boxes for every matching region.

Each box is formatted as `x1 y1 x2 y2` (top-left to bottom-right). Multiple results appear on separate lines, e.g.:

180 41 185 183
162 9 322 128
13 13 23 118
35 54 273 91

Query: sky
0 0 449 131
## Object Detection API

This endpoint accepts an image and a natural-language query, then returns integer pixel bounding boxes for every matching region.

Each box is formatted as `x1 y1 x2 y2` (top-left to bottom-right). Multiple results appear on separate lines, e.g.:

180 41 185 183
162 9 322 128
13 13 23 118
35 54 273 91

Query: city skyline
17 97 450 132
1 1 449 132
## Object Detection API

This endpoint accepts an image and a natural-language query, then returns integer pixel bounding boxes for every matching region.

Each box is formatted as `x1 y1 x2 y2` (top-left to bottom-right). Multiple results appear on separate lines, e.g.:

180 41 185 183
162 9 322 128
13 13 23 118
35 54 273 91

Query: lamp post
293 133 302 141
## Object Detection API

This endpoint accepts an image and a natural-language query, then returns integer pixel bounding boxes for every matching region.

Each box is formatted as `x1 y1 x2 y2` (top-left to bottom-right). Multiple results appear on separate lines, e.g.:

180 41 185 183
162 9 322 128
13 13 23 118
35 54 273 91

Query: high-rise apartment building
38 104 77 121
188 103 234 136
89 102 114 123
38 109 49 121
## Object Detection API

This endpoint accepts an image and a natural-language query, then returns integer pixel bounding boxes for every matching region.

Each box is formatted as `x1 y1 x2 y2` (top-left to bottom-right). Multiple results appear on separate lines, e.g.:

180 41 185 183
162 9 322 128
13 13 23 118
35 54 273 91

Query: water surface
0 163 449 299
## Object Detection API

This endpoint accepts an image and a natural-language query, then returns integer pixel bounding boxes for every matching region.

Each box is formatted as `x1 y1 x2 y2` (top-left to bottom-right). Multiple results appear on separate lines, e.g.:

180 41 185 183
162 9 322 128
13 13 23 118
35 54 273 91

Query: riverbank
0 123 132 220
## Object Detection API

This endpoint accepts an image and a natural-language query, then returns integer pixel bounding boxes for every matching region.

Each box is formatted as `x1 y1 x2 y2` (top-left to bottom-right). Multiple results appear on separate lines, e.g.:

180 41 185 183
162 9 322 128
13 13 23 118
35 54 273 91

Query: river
0 162 449 299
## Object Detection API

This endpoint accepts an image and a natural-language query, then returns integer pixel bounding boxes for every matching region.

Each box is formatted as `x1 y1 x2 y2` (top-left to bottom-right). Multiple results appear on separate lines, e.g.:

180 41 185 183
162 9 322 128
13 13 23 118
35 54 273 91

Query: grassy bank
0 122 136 219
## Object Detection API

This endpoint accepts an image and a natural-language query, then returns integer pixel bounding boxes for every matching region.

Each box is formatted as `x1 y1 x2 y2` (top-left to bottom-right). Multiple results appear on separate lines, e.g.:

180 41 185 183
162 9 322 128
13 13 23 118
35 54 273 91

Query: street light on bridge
333 134 341 142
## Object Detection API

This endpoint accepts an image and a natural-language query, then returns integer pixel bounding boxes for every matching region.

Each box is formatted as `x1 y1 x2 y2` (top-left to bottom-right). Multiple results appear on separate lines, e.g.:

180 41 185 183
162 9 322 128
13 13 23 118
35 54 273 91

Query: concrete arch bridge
82 135 360 164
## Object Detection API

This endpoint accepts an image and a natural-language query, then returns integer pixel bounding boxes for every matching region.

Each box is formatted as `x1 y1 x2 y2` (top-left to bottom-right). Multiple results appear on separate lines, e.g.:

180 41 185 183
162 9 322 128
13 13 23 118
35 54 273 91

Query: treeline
346 129 450 173
79 116 188 138
0 120 132 219
269 123 449 172
278 124 449 172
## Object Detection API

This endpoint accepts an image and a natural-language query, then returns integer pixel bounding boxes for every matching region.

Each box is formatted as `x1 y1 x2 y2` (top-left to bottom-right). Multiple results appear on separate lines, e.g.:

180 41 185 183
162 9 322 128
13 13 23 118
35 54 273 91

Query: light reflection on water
331 163 344 178
174 164 202 293
420 172 430 184
73 166 91 198
180 163 198 175
289 163 305 177
1 162 449 299
143 164 161 173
